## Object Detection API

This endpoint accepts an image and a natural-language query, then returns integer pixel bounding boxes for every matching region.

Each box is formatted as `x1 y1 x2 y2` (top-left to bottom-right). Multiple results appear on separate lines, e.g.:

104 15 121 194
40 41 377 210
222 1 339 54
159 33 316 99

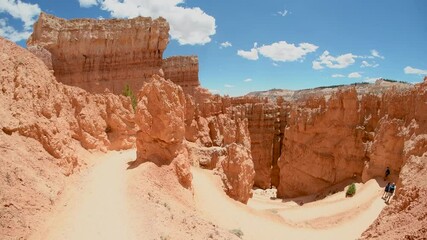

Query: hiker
384 167 391 180
386 183 396 203
382 182 391 199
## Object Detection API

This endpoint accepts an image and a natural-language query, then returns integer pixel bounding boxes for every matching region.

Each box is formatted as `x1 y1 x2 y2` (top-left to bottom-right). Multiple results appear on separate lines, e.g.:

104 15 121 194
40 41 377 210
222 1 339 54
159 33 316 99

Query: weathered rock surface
0 37 137 239
163 56 200 95
182 88 255 203
27 12 169 94
134 75 192 189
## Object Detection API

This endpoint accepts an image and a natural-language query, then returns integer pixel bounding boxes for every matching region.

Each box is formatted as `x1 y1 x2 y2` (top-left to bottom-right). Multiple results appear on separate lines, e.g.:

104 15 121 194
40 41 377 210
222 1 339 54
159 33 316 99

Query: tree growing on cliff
346 183 356 197
122 84 137 110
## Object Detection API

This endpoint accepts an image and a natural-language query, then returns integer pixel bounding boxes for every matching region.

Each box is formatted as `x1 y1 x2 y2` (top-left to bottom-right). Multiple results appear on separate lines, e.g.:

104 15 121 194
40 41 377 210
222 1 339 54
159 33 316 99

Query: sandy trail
30 150 137 240
192 167 387 240
29 150 386 240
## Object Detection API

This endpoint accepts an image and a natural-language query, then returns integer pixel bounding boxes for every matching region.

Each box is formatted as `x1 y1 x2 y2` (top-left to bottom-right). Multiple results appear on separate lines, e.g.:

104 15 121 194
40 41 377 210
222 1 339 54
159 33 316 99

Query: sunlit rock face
27 12 169 94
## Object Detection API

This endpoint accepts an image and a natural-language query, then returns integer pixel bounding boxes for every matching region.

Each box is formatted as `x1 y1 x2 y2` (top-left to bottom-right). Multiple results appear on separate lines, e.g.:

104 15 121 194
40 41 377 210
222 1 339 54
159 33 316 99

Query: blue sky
1 0 426 96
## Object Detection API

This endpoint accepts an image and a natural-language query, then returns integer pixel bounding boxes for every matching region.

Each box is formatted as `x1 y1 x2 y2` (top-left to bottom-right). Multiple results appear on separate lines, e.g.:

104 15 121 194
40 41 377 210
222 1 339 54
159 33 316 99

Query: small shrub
229 228 244 239
346 183 356 196
122 84 137 110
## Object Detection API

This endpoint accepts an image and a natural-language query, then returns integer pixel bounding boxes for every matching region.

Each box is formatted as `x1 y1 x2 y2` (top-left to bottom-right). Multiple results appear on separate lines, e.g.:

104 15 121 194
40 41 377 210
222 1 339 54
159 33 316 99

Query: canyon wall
27 12 169 94
163 56 200 95
277 82 427 198
0 37 137 238
27 13 201 96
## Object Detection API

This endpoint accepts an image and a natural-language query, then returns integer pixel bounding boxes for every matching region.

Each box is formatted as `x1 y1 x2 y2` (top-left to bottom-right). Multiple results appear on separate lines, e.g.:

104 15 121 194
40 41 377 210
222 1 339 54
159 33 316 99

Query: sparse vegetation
229 228 244 239
122 84 137 110
346 183 356 197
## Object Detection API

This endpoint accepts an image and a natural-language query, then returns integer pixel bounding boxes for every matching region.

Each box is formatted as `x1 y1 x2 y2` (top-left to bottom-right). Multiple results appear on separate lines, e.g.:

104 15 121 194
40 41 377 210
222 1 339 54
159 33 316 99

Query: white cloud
79 0 98 8
237 42 259 60
257 41 318 62
404 66 427 75
224 84 235 88
361 60 379 68
243 78 253 82
272 62 279 67
91 0 216 45
332 74 345 78
0 0 41 42
220 41 232 49
0 18 32 41
238 41 318 62
278 9 288 17
312 51 357 69
348 72 362 78
209 89 220 94
371 49 384 59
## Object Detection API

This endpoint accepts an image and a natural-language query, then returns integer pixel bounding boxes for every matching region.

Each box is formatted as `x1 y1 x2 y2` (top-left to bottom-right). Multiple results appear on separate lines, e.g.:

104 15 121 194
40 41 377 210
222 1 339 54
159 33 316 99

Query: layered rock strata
27 12 169 94
163 56 200 95
277 82 427 198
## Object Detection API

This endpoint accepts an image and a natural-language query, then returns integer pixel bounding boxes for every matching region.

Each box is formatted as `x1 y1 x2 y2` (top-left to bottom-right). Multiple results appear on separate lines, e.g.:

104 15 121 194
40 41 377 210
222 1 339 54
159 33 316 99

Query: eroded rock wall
27 12 169 94
277 83 427 198
0 37 136 175
134 75 192 189
163 56 200 95
0 37 137 238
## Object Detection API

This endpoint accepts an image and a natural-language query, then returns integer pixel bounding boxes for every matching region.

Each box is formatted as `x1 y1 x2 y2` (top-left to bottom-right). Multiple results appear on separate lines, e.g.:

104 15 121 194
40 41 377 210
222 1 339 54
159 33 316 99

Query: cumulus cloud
237 43 259 60
404 66 427 75
0 0 41 42
243 78 253 82
79 0 98 8
237 41 318 62
257 41 318 62
312 51 357 69
348 72 362 78
371 49 384 59
220 41 232 49
332 74 345 78
361 60 379 68
88 0 216 45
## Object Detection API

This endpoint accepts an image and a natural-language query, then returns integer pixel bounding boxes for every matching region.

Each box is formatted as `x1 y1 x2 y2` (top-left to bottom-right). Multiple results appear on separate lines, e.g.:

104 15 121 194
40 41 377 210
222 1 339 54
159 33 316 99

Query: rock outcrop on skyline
27 13 202 96
27 12 169 94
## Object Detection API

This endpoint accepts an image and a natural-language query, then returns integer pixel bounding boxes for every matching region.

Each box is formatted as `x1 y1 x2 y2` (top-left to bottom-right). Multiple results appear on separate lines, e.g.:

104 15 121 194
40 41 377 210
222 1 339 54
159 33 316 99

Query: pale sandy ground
30 150 387 240
192 167 387 240
30 150 138 240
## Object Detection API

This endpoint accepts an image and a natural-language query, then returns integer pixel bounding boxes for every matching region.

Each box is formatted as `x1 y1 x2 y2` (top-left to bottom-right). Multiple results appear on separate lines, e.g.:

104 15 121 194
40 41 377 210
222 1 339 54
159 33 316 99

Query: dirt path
30 150 137 240
192 167 387 240
29 151 386 240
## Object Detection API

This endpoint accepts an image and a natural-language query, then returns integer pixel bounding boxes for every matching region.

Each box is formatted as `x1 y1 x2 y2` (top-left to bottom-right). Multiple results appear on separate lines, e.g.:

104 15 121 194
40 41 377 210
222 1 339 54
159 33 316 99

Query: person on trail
382 182 391 199
386 183 396 203
384 167 391 180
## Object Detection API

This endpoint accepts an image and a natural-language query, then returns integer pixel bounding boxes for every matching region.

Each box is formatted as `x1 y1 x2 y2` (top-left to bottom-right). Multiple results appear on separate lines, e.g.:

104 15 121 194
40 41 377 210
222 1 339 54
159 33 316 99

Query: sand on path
28 150 386 240
192 167 387 240
29 150 138 240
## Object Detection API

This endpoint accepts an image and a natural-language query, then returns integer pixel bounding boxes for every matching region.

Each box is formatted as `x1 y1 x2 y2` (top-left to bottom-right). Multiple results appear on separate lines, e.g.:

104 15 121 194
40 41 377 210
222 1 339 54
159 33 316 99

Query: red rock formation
362 83 427 239
163 56 200 95
0 37 137 238
134 75 192 189
0 37 136 174
27 12 169 94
